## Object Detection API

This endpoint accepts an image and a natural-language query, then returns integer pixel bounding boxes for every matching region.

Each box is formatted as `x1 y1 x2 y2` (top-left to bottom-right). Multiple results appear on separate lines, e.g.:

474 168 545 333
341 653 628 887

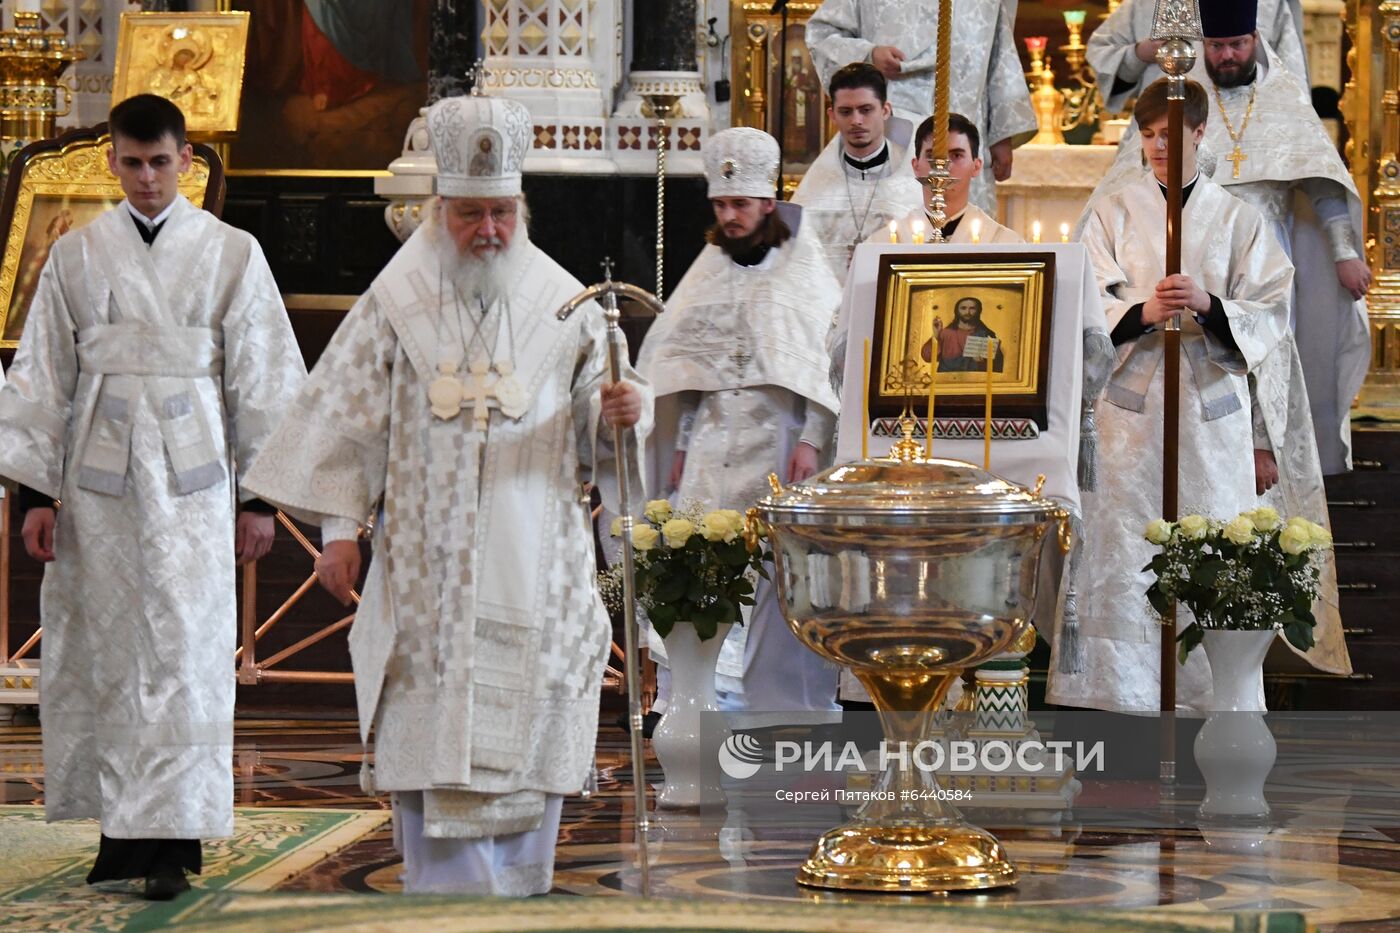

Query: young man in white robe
791 62 923 284
638 127 842 727
806 0 1036 214
1087 0 1307 112
1086 1 1371 476
0 94 306 899
243 94 649 897
1050 79 1297 712
882 113 1022 246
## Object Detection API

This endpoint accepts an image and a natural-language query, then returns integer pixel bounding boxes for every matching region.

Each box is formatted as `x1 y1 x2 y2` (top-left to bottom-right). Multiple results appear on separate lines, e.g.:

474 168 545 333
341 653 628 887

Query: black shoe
615 709 662 738
142 865 190 901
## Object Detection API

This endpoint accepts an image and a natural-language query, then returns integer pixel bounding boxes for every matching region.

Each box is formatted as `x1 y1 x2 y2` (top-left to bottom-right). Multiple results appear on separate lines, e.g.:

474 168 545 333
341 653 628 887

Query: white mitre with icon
427 93 533 199
704 126 781 198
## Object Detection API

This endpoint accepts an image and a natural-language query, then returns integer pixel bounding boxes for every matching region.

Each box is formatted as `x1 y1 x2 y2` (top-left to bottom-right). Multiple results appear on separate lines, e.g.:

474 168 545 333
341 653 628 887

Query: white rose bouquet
1143 507 1332 662
600 499 770 641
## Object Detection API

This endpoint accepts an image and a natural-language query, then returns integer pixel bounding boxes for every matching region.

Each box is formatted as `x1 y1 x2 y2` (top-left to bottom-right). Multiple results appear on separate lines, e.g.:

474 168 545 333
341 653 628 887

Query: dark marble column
631 0 697 72
428 0 477 103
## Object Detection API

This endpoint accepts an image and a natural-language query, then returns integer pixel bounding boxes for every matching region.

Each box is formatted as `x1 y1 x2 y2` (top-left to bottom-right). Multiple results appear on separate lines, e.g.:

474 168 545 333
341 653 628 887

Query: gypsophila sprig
1142 508 1332 663
599 500 771 642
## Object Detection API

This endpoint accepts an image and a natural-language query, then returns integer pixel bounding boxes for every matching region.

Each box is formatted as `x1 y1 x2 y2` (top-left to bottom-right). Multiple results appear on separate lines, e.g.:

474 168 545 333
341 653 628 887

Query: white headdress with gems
704 127 780 199
428 95 532 199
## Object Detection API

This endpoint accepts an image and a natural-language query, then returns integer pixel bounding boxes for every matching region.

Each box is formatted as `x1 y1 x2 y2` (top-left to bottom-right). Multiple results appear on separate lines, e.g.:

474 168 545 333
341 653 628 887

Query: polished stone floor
4 714 1400 930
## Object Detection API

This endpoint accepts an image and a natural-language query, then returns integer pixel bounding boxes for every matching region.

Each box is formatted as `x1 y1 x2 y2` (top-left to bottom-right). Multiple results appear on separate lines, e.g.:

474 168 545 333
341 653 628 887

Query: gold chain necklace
1212 82 1258 180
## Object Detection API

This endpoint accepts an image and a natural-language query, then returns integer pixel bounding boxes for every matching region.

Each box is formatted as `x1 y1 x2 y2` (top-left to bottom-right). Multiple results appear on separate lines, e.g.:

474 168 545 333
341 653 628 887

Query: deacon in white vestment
1085 4 1372 475
806 0 1036 215
881 112 1022 247
638 128 842 726
1050 81 1296 712
1086 0 1307 112
0 95 306 899
244 94 650 897
791 62 923 284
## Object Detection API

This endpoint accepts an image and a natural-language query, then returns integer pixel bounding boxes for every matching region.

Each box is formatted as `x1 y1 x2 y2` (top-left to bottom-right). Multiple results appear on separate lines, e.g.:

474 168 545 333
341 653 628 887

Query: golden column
0 9 82 167
1345 0 1400 413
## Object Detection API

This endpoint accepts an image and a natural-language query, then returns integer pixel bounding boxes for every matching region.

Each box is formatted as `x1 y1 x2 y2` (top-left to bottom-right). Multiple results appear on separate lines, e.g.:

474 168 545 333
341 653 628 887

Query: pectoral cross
464 359 500 430
1226 145 1247 179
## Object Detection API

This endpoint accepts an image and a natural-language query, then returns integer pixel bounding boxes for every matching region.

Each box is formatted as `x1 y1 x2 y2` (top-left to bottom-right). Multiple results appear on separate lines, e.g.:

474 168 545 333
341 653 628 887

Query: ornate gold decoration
1344 0 1400 415
0 11 83 145
111 12 250 141
0 131 214 348
731 0 826 183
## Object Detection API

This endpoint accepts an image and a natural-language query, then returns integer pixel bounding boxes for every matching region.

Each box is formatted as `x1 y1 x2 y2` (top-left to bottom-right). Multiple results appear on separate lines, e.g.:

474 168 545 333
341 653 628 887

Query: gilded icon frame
868 252 1057 428
111 11 251 141
0 124 224 350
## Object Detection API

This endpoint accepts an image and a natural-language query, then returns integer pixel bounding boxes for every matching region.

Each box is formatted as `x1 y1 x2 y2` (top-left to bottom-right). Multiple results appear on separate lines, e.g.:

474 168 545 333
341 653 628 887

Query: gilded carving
111 12 250 140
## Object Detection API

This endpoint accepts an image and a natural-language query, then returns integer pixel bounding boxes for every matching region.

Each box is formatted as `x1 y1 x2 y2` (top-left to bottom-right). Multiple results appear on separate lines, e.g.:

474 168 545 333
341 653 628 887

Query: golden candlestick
0 11 82 146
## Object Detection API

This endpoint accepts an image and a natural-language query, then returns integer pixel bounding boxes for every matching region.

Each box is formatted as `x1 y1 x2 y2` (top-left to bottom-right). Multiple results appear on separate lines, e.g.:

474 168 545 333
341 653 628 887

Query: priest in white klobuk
1085 0 1371 477
638 127 843 726
806 0 1036 215
1087 0 1307 113
791 62 923 284
882 112 1022 247
1050 78 1349 713
243 93 650 896
0 94 306 899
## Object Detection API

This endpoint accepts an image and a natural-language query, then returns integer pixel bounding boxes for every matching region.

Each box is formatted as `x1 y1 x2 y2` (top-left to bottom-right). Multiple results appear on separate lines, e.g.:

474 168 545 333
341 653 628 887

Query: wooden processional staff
1149 0 1203 787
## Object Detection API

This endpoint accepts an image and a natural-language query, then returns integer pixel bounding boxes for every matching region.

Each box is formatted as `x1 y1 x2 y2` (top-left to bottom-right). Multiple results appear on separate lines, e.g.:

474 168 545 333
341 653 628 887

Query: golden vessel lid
757 458 1059 526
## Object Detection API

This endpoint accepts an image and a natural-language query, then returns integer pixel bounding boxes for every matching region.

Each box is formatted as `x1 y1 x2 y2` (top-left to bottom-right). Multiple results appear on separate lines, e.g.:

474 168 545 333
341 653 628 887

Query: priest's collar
843 140 890 179
729 243 776 269
1156 172 1202 205
126 199 175 244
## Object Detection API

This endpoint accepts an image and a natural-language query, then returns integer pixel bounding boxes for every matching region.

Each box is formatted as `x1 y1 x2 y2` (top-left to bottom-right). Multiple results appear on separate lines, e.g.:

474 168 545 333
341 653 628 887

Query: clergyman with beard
637 127 843 726
243 94 651 896
919 295 1005 373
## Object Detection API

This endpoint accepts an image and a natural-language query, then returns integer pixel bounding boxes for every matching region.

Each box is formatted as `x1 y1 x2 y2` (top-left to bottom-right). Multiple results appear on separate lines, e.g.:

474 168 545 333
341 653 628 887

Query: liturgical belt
73 322 226 498
1103 297 1245 423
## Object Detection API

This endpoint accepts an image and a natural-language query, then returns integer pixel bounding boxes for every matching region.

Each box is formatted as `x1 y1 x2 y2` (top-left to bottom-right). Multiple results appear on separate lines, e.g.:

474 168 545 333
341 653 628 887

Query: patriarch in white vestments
244 94 650 896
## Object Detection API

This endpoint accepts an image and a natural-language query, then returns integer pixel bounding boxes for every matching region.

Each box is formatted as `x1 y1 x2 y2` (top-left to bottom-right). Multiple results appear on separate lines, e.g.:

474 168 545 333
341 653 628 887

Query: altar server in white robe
807 0 1036 215
1049 80 1295 712
244 94 649 897
0 94 306 899
1086 2 1371 475
638 128 842 726
883 113 1022 247
1087 0 1307 113
792 62 923 284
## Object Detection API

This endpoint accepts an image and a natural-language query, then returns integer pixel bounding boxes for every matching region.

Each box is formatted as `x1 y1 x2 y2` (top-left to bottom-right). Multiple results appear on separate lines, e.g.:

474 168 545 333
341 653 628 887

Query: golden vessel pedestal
797 823 1017 893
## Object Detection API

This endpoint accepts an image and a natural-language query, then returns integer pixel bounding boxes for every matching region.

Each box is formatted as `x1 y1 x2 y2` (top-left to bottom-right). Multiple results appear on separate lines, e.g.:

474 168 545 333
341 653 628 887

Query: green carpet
135 891 1307 933
0 804 388 933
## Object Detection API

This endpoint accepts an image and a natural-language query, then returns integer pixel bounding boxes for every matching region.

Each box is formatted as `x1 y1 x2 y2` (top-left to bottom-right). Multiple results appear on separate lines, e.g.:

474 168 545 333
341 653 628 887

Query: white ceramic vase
653 622 732 809
1193 628 1277 820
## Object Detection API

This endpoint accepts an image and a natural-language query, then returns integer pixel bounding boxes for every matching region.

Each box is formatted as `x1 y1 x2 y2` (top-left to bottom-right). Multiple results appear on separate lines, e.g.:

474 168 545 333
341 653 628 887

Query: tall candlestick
933 0 952 159
926 355 937 458
911 218 925 245
889 220 898 243
970 217 981 244
1059 222 1070 243
1031 220 1042 243
984 339 996 469
862 339 871 460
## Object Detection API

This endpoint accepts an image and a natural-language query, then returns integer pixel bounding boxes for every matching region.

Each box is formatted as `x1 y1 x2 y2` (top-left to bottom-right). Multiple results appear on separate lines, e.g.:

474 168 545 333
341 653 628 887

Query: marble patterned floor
4 714 1400 930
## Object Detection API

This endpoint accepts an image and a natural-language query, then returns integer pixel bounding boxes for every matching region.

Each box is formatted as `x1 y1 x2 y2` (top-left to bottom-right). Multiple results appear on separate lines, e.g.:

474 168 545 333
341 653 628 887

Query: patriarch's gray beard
431 210 529 307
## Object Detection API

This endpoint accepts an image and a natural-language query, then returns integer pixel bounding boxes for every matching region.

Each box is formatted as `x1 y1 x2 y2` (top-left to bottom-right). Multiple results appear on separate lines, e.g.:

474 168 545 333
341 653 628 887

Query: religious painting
0 126 222 349
731 2 829 180
226 0 430 172
868 253 1057 428
111 11 252 140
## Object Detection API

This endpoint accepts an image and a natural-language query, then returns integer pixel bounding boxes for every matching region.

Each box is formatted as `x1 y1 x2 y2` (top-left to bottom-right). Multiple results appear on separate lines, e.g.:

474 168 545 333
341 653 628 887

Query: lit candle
1031 220 1042 243
1060 222 1070 243
862 339 871 460
911 219 925 245
984 338 995 469
1024 36 1048 55
926 355 937 458
889 220 898 243
970 217 981 244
